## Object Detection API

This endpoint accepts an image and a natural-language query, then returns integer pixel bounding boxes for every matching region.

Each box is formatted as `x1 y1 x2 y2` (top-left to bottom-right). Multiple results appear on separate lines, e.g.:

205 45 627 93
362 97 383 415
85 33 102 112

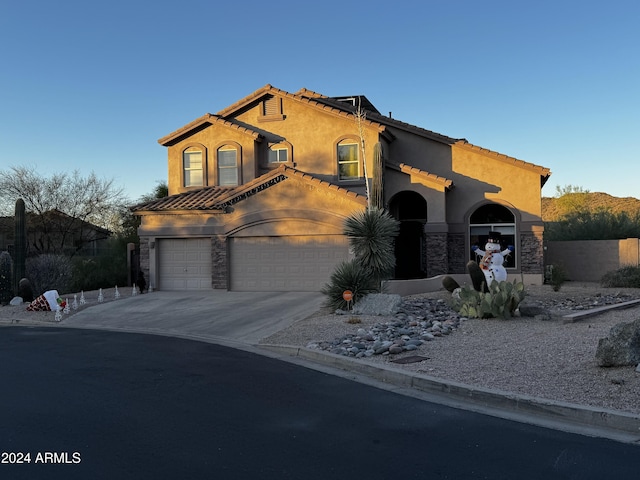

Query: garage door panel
230 235 349 292
159 238 211 291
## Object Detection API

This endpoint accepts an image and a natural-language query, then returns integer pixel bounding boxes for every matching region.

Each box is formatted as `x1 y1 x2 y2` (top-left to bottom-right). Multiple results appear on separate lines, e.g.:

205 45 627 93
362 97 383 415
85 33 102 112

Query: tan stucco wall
449 145 543 223
545 239 640 282
166 124 259 195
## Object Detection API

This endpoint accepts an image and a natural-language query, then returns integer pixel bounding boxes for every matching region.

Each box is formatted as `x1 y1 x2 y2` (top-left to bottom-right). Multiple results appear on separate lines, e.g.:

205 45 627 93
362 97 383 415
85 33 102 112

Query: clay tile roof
130 187 235 212
131 165 367 213
388 162 454 190
158 114 263 146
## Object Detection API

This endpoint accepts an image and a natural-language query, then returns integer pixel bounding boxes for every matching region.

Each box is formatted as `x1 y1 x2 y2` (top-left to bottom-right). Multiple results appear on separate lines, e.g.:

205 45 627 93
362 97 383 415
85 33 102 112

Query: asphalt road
1 327 639 480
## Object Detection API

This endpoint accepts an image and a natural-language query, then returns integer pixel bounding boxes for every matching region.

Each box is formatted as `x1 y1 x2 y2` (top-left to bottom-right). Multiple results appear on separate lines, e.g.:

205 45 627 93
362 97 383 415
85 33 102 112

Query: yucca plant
321 259 378 310
343 207 399 290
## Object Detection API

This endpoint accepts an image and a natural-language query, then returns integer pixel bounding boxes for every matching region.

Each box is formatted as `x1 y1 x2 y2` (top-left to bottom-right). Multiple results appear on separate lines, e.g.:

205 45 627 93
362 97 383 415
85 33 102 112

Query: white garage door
158 238 212 290
230 236 350 292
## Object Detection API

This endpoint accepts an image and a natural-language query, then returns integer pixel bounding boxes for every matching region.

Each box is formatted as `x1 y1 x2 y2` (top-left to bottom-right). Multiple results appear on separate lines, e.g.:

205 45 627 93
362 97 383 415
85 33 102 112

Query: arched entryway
469 203 517 269
389 191 427 279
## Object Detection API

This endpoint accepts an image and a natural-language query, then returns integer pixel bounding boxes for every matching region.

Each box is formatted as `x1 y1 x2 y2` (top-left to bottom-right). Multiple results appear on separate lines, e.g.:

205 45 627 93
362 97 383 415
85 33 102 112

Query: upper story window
337 140 360 181
183 147 204 187
268 146 288 164
217 145 239 186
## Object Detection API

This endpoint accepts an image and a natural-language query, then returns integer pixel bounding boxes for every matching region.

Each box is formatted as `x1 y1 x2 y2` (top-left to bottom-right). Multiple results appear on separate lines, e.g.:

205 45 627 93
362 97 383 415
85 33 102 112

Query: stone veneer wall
211 235 228 289
139 239 150 282
520 231 544 274
447 233 466 274
425 233 448 277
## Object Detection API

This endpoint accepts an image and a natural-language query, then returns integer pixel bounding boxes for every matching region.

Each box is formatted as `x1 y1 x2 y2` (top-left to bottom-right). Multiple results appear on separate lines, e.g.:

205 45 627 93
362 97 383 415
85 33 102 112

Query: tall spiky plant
344 207 399 290
371 142 384 209
354 97 371 208
13 198 26 294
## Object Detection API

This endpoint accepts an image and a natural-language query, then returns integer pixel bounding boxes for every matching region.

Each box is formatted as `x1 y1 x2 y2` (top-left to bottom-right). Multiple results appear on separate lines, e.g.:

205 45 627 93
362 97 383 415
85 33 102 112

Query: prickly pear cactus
450 279 526 319
0 251 13 305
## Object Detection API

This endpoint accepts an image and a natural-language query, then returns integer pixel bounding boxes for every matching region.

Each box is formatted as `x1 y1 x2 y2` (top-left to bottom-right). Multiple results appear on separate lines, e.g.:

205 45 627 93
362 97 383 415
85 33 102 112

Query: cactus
451 279 526 319
0 251 13 305
13 198 26 295
467 260 489 293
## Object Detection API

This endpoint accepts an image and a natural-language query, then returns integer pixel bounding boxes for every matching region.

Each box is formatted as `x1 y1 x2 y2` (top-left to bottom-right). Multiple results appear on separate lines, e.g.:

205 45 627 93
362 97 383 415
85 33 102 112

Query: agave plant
321 259 378 310
343 207 399 290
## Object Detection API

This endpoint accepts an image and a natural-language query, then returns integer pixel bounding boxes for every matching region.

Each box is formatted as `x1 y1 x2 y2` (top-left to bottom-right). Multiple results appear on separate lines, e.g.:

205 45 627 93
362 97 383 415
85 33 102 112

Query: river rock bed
304 290 640 358
306 297 464 357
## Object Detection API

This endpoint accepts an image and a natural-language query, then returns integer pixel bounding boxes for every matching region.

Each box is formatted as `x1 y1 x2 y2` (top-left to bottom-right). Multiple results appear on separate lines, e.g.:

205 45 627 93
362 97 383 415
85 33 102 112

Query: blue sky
1 0 638 203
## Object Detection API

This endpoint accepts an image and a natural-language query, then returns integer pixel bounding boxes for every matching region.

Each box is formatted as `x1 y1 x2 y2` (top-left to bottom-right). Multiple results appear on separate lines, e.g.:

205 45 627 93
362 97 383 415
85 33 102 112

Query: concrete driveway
61 290 324 344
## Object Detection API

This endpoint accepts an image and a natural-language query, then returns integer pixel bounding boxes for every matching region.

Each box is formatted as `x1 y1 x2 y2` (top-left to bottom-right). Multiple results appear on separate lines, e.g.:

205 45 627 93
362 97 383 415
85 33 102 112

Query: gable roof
158 114 263 146
162 84 550 182
387 162 454 192
131 165 367 213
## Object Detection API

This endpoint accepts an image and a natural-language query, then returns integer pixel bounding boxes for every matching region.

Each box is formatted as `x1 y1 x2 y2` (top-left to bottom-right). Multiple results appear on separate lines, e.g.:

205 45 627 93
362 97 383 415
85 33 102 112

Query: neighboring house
131 84 551 292
0 210 111 257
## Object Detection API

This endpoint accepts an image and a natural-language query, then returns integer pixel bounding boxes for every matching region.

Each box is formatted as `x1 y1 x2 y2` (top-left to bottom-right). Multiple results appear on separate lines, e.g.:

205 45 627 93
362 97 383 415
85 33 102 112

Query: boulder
352 294 402 316
518 301 550 318
9 296 23 306
595 318 640 367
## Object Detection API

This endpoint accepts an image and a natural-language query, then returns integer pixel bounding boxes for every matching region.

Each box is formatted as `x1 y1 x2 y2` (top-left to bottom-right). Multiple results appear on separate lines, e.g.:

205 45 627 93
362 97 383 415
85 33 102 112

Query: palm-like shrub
321 259 378 310
343 207 399 288
322 207 399 309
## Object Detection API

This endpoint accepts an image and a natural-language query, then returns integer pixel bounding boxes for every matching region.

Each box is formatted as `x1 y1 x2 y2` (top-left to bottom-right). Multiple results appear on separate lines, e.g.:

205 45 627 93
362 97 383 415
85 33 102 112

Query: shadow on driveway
61 290 324 344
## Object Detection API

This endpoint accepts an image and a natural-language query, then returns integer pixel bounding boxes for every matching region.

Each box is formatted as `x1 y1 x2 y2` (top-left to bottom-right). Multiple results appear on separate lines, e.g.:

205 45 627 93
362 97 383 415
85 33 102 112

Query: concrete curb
561 298 640 323
260 344 640 444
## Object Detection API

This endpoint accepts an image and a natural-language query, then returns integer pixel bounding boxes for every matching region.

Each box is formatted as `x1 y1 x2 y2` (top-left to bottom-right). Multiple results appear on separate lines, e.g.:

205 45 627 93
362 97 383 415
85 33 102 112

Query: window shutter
263 96 280 116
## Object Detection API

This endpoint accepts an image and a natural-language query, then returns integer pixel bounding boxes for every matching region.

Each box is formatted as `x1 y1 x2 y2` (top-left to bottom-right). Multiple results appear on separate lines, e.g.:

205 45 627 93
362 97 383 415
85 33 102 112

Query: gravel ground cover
261 282 640 415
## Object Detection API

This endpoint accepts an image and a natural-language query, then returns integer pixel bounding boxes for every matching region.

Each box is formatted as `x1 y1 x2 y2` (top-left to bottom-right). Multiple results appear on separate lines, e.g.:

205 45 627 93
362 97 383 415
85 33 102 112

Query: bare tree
354 97 371 208
0 165 127 255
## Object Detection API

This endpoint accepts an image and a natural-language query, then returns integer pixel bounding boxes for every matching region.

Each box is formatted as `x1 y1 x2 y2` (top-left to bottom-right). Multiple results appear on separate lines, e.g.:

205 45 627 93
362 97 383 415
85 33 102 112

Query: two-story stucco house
131 84 551 292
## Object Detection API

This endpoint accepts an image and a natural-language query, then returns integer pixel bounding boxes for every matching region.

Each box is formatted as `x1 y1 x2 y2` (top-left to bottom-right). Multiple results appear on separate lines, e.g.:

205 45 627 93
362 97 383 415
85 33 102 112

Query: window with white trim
337 141 360 181
268 146 288 163
217 146 239 186
183 148 203 187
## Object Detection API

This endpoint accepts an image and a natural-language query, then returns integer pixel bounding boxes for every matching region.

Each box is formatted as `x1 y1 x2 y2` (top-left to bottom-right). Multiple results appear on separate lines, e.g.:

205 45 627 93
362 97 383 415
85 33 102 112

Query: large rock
595 318 640 367
352 294 402 316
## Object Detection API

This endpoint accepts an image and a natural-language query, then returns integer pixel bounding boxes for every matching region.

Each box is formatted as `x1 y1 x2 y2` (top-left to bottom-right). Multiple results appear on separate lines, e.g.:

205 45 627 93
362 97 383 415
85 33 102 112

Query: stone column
211 235 228 289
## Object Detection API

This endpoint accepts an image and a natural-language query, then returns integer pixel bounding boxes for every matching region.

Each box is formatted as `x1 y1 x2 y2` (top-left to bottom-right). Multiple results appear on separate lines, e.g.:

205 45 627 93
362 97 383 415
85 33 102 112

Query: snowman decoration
471 232 514 285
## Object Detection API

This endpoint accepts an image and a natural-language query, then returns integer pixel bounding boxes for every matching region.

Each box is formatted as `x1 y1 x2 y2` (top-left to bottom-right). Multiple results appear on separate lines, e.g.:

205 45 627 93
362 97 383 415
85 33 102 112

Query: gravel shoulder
261 283 640 415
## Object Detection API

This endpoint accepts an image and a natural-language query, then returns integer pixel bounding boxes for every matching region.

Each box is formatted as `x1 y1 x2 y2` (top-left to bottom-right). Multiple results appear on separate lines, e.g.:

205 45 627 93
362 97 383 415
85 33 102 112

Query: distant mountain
542 192 640 221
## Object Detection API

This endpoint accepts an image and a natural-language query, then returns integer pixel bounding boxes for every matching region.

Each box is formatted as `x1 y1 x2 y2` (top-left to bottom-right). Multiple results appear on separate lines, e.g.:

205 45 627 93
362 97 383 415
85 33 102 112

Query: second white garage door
230 236 350 291
158 238 212 290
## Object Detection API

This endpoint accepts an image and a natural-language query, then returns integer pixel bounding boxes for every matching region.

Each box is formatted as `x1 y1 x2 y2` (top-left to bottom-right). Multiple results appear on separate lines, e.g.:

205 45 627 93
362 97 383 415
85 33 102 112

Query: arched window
336 138 360 181
183 147 204 187
268 142 292 165
217 145 239 186
469 203 516 269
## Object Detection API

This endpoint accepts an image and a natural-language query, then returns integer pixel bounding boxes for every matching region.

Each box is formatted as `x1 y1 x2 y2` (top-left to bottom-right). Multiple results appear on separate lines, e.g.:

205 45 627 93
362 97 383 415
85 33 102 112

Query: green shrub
25 254 73 296
601 265 640 288
450 280 526 319
549 264 568 291
321 259 378 310
70 238 128 291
